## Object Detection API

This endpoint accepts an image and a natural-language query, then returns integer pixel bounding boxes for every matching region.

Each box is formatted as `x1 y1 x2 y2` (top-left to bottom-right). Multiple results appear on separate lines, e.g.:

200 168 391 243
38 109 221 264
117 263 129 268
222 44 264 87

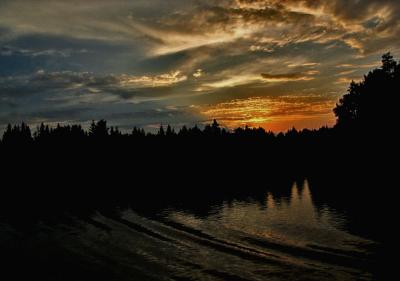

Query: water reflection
169 179 372 256
1 179 379 281
160 179 377 280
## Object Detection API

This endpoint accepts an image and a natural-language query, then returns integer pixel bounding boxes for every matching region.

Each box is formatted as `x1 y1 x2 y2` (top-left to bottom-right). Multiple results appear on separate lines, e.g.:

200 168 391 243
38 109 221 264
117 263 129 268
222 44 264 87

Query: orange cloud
198 96 335 132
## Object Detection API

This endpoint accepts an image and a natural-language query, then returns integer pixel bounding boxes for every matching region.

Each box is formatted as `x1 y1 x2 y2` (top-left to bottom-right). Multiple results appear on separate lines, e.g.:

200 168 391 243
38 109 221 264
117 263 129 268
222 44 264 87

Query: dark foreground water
0 179 380 281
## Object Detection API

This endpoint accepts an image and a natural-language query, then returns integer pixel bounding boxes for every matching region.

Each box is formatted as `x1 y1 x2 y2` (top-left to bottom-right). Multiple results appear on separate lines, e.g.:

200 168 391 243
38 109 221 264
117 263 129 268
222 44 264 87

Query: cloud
335 62 380 69
201 74 263 89
119 71 187 88
257 0 400 53
288 62 320 68
193 69 204 78
261 72 316 82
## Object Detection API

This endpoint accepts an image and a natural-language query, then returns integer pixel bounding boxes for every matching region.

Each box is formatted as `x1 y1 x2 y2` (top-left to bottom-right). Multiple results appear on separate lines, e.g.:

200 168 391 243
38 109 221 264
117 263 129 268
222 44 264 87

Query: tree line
0 118 335 146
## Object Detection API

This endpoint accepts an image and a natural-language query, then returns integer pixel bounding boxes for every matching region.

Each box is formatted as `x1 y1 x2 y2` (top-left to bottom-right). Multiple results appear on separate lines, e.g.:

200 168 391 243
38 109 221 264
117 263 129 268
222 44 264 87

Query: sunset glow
199 96 335 131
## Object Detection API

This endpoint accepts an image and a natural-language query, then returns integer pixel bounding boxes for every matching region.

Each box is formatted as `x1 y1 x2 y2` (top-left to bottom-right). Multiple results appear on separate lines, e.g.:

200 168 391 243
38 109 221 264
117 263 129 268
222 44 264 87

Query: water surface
1 180 379 281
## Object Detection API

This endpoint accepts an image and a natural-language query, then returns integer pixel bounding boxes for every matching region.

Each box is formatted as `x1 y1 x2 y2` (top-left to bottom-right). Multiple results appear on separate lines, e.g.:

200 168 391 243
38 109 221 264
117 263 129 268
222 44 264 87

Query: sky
0 0 399 132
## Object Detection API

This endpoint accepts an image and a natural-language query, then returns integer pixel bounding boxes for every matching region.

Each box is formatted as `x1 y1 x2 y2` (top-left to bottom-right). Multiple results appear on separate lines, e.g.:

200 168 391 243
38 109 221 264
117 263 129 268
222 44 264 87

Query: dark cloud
0 45 88 58
261 72 314 81
1 70 189 103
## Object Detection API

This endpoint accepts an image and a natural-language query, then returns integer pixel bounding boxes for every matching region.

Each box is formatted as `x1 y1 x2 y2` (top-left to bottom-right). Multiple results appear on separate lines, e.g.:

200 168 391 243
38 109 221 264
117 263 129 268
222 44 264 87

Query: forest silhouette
0 53 394 281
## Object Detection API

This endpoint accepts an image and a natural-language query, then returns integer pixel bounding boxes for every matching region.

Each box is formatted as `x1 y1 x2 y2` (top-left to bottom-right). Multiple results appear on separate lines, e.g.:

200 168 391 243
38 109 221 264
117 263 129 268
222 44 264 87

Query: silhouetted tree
34 123 51 142
382 52 397 74
110 126 122 137
334 52 399 130
189 125 202 137
89 120 109 139
178 125 188 137
204 119 221 137
166 125 175 137
70 125 86 140
2 122 32 145
1 124 14 145
131 126 145 138
158 125 165 137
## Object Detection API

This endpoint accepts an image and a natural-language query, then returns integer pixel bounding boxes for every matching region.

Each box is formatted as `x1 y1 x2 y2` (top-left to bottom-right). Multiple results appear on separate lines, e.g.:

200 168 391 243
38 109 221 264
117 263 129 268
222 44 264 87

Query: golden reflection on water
262 181 349 246
170 180 369 251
